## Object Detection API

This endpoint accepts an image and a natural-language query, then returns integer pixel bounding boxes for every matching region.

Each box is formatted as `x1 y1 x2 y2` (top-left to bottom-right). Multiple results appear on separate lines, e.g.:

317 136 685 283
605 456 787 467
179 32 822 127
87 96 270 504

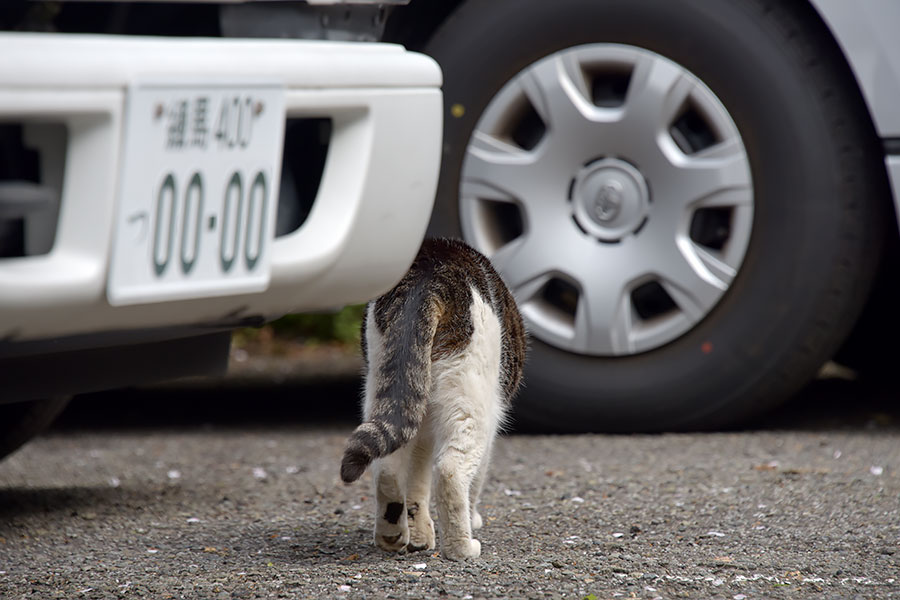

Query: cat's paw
375 526 409 553
442 538 481 561
407 516 436 552
471 510 483 530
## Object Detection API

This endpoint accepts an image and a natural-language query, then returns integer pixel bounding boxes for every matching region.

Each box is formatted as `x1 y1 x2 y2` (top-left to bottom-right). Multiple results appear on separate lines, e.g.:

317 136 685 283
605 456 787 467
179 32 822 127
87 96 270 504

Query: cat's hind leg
433 413 489 560
372 444 412 552
404 431 436 552
432 384 502 560
469 437 495 531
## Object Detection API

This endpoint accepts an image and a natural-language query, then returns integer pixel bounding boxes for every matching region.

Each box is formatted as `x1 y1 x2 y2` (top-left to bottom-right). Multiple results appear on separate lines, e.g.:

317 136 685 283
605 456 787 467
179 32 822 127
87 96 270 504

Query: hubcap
571 158 650 242
459 44 753 356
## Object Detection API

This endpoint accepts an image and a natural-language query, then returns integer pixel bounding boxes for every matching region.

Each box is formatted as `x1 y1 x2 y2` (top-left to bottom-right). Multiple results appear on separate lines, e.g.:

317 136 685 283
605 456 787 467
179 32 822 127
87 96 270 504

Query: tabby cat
340 238 527 560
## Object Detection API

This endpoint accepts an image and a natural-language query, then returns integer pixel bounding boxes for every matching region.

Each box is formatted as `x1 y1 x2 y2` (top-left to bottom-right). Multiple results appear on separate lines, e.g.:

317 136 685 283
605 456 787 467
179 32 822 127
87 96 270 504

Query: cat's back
374 238 493 313
398 237 514 320
394 238 527 401
373 237 523 334
417 237 498 293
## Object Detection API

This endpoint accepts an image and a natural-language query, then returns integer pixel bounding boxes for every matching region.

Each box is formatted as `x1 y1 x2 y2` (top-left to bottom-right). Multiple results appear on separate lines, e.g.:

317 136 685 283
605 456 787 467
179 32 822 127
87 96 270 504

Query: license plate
108 82 286 306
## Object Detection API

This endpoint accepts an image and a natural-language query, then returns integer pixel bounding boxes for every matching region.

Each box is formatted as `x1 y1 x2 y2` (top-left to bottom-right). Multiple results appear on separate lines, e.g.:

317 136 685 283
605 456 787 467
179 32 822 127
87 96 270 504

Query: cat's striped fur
340 238 526 560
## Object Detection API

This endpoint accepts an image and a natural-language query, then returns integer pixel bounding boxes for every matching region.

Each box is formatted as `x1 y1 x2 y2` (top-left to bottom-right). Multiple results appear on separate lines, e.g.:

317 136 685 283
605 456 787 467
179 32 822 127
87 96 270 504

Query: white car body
0 33 442 341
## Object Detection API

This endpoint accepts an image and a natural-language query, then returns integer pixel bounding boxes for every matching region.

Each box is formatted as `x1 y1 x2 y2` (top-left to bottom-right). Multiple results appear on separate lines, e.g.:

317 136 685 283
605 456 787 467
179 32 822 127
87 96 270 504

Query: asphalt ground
1 365 899 599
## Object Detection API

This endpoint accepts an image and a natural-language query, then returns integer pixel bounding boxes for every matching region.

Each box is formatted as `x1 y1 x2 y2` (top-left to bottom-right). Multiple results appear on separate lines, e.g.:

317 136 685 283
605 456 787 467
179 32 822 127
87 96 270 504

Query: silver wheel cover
460 44 754 356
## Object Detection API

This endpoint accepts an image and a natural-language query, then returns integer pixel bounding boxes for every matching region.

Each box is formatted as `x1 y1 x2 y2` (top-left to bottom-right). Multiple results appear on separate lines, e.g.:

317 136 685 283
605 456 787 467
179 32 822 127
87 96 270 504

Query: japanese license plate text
109 83 286 305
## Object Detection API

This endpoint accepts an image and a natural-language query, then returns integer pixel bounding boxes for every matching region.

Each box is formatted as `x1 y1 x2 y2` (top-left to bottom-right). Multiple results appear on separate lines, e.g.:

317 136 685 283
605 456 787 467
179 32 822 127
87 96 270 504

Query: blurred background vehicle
4 0 900 440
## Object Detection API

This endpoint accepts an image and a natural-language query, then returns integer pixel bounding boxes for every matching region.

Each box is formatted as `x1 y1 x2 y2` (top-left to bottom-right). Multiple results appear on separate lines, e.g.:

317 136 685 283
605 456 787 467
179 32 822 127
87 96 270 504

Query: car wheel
0 397 70 460
424 0 886 430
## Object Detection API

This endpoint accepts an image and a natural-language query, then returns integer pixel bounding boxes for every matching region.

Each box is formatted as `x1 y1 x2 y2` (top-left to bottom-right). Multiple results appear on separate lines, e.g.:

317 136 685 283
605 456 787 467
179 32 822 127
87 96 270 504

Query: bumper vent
276 117 331 238
0 123 67 258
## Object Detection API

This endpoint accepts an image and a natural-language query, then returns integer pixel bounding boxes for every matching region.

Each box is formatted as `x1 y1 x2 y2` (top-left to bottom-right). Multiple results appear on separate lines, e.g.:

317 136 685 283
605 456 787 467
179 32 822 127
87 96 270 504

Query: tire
0 397 70 460
424 0 887 431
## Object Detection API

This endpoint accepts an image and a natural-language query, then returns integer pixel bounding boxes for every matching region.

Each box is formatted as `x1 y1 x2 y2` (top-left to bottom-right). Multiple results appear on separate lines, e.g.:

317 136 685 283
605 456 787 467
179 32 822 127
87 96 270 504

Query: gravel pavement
1 372 899 599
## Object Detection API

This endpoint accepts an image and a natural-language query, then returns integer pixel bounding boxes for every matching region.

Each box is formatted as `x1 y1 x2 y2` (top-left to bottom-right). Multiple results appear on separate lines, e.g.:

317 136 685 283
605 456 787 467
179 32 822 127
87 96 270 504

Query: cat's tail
340 288 439 484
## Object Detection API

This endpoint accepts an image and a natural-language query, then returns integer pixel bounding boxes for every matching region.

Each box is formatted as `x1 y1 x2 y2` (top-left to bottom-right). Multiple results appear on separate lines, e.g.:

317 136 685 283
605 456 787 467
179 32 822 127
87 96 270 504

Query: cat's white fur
363 285 505 560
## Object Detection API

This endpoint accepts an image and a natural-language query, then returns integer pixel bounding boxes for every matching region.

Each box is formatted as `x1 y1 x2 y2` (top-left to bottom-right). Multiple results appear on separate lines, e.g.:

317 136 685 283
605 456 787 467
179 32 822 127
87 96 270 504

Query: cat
340 237 527 560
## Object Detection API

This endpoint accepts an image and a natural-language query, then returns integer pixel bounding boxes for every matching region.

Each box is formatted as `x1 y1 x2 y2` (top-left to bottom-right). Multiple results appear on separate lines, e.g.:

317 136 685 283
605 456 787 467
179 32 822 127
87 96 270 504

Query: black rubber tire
423 0 888 431
0 397 70 460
